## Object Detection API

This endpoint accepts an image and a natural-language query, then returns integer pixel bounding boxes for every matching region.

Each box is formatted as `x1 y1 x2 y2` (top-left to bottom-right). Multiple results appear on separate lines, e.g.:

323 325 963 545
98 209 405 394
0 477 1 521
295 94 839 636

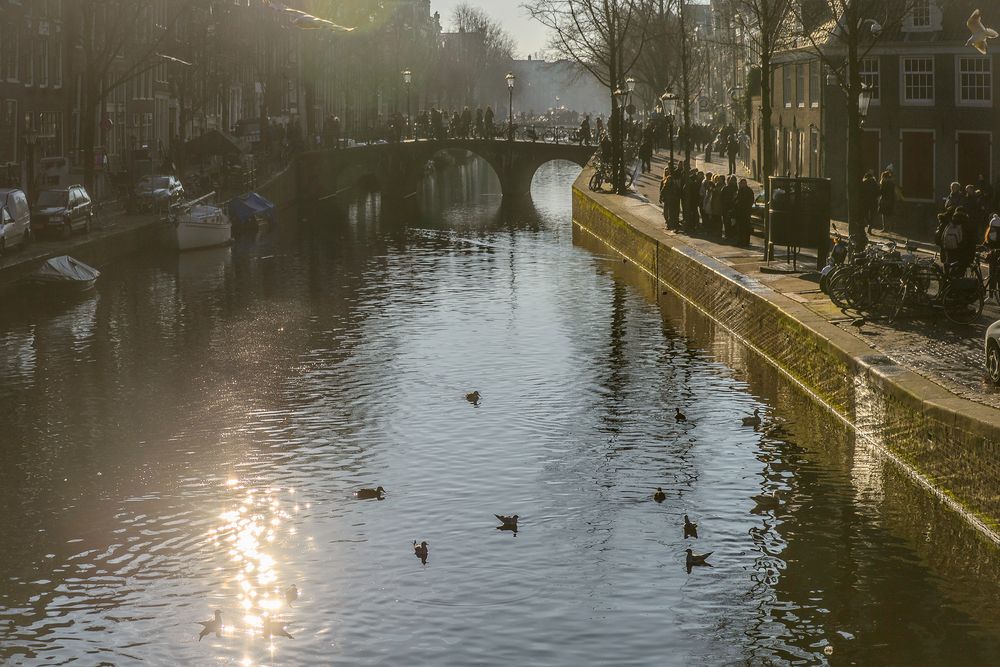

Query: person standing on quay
878 170 896 233
727 134 739 175
861 171 879 234
736 178 755 246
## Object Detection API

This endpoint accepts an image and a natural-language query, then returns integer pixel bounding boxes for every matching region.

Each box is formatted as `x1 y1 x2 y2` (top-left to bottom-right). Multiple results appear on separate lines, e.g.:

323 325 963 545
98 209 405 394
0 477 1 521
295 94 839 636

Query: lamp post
506 72 516 141
23 130 38 204
402 69 412 140
660 91 679 167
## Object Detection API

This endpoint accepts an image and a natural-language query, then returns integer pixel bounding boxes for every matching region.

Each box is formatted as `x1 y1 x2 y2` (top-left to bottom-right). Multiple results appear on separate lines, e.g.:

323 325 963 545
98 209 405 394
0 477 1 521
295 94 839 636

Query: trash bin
767 177 831 269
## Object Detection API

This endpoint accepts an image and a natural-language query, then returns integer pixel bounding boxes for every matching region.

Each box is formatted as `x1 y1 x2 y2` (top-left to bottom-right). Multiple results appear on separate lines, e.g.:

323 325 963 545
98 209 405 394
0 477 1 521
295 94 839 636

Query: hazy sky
431 0 550 58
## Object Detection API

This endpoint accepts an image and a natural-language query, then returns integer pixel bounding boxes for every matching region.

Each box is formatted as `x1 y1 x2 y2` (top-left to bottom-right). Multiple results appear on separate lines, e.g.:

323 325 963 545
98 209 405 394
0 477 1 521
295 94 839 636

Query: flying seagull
968 9 998 55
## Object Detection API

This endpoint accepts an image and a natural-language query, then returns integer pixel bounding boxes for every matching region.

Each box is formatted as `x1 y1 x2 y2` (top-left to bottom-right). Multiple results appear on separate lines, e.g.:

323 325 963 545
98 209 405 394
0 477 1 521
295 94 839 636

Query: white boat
163 193 232 251
31 255 100 291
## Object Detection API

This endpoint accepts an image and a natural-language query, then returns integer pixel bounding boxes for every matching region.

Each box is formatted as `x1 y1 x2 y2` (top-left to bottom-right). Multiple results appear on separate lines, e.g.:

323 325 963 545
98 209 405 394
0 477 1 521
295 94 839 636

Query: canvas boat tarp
33 256 101 284
228 192 276 226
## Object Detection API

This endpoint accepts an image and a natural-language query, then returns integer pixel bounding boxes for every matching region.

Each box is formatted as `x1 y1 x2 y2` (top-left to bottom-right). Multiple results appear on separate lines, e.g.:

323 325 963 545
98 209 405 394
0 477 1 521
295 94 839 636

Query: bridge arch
296 140 596 203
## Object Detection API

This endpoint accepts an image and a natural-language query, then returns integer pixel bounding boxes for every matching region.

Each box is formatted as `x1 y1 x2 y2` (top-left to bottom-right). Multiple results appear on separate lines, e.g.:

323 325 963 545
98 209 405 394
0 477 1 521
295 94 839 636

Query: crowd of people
658 160 756 246
934 176 1000 273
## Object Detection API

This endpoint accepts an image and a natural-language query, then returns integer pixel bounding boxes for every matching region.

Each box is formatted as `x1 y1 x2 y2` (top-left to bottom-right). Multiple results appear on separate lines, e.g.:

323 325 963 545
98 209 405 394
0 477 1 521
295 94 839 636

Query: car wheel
988 341 1000 385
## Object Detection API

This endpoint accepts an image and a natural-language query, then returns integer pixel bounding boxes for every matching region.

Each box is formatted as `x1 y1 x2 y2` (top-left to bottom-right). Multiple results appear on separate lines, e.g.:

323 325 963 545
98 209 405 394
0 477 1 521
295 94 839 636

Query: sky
431 0 550 58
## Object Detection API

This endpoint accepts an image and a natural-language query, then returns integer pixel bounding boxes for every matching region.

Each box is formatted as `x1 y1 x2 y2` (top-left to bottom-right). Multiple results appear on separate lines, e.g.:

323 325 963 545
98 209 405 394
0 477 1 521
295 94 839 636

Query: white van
0 188 31 255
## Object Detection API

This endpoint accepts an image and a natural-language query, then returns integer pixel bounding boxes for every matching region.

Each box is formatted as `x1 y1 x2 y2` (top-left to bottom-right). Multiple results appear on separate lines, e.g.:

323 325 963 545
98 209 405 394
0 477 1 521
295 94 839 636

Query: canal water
2 159 1000 666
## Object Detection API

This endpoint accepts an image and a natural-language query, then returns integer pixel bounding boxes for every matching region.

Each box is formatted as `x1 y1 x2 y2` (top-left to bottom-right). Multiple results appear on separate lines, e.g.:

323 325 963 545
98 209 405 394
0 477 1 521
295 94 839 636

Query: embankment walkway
573 156 1000 539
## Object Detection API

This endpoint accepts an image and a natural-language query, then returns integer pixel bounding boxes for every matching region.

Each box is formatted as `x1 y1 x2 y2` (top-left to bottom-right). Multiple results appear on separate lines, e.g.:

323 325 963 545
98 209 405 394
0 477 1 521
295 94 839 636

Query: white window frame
911 0 931 27
860 57 880 105
2 25 19 83
899 128 936 203
901 57 934 106
783 64 792 108
809 62 820 108
957 56 992 108
796 63 805 108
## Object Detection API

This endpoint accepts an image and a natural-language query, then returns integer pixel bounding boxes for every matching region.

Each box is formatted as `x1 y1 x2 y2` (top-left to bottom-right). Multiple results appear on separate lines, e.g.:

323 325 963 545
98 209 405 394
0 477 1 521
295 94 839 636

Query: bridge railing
325 125 597 149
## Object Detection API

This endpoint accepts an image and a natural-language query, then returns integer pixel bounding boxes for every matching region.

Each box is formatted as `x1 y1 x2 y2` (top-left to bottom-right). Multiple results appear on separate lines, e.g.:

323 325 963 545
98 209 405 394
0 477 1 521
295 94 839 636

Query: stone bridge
295 139 596 202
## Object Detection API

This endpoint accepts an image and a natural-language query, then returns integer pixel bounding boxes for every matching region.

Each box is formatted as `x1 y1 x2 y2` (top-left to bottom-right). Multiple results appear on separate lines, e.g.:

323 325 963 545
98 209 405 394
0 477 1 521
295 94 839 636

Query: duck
742 409 762 427
685 548 712 569
284 584 298 607
675 408 687 423
356 486 385 500
262 618 294 639
751 490 781 511
495 514 518 531
413 540 429 563
466 391 481 405
683 514 698 539
850 317 866 331
196 609 223 642
653 487 666 503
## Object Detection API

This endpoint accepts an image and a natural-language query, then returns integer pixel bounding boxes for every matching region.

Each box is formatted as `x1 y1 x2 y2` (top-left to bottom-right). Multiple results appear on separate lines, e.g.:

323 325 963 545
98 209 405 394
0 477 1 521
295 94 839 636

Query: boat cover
228 192 276 226
34 256 101 283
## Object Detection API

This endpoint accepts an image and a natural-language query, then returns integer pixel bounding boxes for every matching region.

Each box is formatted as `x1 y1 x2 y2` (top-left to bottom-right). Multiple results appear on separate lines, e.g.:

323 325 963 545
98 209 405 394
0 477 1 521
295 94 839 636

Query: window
783 64 792 108
796 64 805 107
809 62 820 107
860 57 880 103
53 41 62 87
911 0 931 28
23 37 33 86
37 38 49 87
902 57 934 104
958 57 991 105
2 25 18 82
0 100 17 163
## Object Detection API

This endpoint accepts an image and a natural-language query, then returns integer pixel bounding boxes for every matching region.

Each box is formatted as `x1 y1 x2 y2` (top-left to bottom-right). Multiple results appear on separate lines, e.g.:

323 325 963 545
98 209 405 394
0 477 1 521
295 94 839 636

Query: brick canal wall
572 172 1000 540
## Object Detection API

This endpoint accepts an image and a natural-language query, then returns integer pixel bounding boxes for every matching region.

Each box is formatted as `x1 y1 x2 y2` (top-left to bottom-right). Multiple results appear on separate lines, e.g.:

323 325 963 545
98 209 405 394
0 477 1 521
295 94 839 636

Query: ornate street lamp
506 72 516 141
858 83 874 125
660 91 679 166
402 69 412 140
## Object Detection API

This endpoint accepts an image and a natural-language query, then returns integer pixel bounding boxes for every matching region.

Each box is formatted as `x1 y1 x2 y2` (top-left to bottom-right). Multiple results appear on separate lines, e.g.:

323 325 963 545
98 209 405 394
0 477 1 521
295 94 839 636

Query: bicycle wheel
589 172 603 192
828 267 861 310
942 279 984 324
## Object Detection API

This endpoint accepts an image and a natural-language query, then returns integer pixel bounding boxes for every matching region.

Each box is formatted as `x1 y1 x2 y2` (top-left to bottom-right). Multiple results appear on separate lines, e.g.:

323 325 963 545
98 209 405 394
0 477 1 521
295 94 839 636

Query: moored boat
31 255 100 291
163 193 232 251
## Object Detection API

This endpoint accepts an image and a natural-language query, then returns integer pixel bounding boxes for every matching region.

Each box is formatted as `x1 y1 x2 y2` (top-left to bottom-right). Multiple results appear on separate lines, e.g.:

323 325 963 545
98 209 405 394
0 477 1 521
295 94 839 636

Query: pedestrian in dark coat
736 178 755 246
861 172 879 234
878 170 896 232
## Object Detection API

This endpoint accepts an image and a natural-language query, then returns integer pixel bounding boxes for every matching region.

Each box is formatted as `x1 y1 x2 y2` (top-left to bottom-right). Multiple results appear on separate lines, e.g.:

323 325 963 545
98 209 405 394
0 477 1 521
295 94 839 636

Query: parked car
986 321 1000 384
136 175 184 211
0 187 32 254
31 185 95 238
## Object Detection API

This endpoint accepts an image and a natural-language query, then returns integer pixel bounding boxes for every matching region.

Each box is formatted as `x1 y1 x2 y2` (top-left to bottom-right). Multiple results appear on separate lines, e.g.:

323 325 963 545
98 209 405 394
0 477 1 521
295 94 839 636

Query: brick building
753 0 999 221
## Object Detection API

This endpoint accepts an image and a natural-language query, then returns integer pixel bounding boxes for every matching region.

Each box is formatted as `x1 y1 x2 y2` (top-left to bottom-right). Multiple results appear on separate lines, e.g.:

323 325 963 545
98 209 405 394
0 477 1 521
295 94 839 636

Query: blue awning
228 192 276 226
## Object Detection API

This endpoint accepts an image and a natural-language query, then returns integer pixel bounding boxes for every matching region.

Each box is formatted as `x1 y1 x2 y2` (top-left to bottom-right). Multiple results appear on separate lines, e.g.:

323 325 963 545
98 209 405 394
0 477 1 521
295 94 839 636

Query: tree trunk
845 23 865 248
80 79 99 195
679 0 692 169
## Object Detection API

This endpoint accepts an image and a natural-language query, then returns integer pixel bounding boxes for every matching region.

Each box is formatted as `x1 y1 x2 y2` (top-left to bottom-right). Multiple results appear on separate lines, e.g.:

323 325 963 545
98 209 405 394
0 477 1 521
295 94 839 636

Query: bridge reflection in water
296 139 596 202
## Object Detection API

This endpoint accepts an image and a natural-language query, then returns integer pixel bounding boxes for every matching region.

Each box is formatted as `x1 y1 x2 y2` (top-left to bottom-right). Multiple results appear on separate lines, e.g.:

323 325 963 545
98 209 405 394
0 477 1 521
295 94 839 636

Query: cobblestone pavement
625 150 1000 411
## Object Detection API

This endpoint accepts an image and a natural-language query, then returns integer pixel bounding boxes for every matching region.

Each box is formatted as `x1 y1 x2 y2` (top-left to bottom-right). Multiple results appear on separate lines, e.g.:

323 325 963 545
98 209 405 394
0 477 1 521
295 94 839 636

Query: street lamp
858 83 874 126
23 130 38 204
660 91 679 166
506 72 516 141
402 69 412 140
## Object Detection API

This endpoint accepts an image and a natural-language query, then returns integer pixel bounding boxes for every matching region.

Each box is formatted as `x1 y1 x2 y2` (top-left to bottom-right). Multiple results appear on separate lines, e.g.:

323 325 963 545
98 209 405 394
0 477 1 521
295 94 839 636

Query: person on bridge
476 108 484 139
484 107 495 140
462 107 473 139
579 116 591 146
